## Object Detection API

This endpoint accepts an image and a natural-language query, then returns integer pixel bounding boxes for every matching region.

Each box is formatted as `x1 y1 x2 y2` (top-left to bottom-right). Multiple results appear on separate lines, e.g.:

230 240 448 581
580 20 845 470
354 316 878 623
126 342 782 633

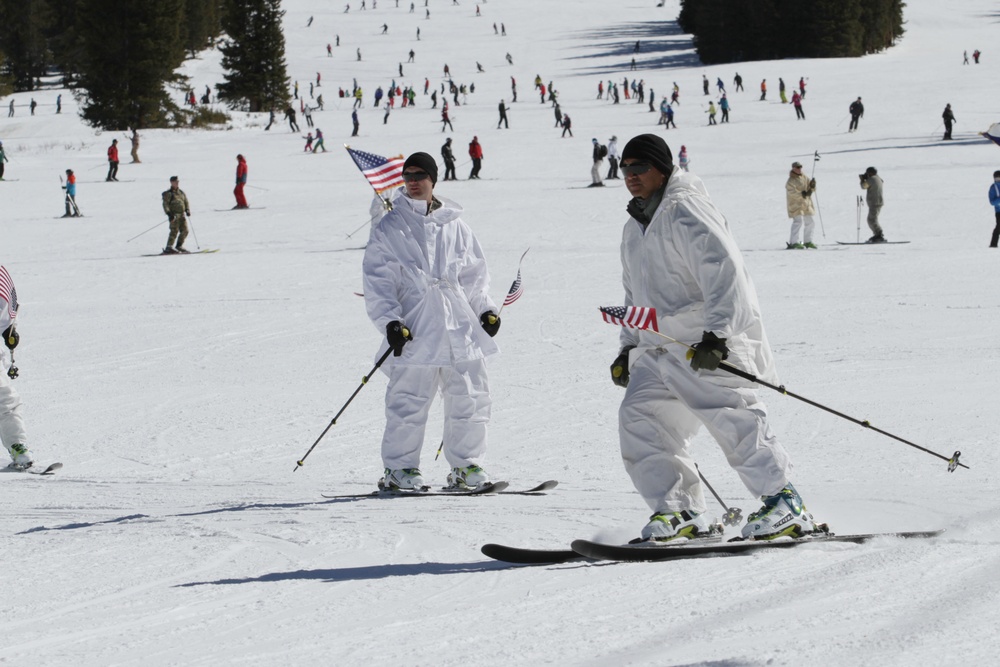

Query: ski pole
641 327 968 472
294 346 395 471
856 195 863 244
695 464 742 526
810 151 825 237
187 214 200 249
127 219 168 242
346 215 375 239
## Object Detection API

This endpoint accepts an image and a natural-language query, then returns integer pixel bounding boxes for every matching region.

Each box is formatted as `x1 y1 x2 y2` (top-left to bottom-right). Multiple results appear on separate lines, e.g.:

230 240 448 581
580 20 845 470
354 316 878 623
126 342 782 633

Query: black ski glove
610 345 635 387
3 325 17 350
386 321 412 356
688 331 729 371
480 311 501 337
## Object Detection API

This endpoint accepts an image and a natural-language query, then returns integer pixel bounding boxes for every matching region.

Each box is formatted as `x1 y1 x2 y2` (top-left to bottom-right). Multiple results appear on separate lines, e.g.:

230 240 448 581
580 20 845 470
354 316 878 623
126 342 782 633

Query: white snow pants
0 352 28 458
591 161 603 185
381 358 491 470
789 214 815 245
618 350 791 514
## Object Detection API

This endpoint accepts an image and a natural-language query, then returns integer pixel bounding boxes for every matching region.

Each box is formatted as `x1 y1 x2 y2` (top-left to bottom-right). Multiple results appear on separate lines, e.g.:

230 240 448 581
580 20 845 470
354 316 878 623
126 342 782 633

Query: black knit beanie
403 152 438 185
620 134 673 177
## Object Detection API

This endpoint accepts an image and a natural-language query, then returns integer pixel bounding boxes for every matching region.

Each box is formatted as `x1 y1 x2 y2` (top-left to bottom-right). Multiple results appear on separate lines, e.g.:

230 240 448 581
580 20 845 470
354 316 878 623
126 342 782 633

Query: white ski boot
447 464 490 489
741 483 818 540
640 510 720 542
7 443 34 471
381 468 425 490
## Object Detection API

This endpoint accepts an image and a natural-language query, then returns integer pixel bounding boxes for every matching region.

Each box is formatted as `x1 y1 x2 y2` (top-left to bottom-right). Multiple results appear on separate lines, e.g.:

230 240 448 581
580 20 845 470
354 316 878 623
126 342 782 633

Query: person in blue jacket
719 94 730 123
989 170 1000 248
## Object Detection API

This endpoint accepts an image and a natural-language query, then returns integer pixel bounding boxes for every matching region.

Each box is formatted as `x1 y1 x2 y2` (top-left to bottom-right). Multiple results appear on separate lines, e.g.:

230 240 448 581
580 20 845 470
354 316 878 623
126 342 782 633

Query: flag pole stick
344 144 394 211
635 326 967 472
497 247 529 316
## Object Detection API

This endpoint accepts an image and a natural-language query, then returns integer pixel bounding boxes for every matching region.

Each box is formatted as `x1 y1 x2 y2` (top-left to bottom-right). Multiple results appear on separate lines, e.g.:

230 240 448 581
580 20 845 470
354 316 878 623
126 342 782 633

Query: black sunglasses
402 171 431 182
620 161 652 176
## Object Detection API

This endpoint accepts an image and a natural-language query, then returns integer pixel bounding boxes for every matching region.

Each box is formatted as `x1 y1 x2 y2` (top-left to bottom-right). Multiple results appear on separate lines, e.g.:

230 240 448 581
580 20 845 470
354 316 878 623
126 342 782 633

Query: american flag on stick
345 146 405 195
0 266 18 321
599 305 659 332
498 248 529 314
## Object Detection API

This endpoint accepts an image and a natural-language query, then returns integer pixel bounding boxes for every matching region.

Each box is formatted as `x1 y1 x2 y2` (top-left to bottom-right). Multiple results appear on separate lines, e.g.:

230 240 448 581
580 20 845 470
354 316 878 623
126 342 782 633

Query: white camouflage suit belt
618 167 791 514
363 190 498 470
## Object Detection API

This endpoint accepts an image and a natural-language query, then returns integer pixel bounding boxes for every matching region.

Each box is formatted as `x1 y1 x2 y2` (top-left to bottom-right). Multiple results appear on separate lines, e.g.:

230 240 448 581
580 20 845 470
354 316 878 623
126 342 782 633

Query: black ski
2 462 62 475
836 241 910 245
322 481 510 499
141 249 219 257
571 529 943 562
502 479 558 495
481 543 581 564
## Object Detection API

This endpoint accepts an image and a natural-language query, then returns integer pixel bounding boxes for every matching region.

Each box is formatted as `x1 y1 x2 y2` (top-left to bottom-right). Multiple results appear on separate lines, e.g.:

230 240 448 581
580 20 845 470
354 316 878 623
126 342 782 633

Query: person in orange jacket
106 139 119 181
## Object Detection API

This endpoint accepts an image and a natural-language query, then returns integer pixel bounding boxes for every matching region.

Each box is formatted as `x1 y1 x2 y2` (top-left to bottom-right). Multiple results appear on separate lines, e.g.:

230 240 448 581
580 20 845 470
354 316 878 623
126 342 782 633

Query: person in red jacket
233 154 249 209
468 136 483 179
106 139 119 181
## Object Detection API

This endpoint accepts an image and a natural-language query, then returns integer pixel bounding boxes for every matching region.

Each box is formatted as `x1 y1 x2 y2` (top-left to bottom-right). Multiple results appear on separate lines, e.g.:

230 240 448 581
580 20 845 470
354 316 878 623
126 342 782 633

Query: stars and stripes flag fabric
599 305 659 332
345 147 405 194
983 123 1000 148
0 266 18 321
503 269 523 307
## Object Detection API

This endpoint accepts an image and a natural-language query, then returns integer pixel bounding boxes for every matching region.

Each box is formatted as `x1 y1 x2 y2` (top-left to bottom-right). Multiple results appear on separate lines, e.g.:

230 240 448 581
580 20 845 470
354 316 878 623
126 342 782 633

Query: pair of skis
482 528 944 564
322 479 558 499
2 462 62 476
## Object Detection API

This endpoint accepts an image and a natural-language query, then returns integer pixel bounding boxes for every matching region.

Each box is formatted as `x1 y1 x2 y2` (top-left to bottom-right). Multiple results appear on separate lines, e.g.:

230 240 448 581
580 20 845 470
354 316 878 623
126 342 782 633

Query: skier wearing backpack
590 138 606 187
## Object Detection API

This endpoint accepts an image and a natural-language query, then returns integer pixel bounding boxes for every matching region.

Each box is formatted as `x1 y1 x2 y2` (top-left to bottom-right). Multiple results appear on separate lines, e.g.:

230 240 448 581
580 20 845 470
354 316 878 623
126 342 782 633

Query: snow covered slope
2 0 999 665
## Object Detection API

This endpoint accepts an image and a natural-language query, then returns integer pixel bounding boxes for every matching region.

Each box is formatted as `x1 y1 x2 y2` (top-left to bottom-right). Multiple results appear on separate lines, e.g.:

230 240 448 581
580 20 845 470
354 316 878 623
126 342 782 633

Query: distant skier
785 161 817 249
779 78 787 104
760 79 767 101
285 106 300 132
606 135 620 179
791 91 804 120
233 154 248 208
61 169 80 217
859 166 885 242
497 100 509 129
990 170 1000 248
0 141 8 180
1 265 36 471
312 128 327 152
942 104 956 140
848 97 864 132
799 77 806 98
128 128 141 162
553 103 563 128
590 138 606 187
733 72 743 92
106 139 120 181
351 109 359 137
664 103 676 129
677 145 689 171
161 176 191 254
468 136 483 179
719 94 730 123
303 132 314 151
716 77 725 94
441 137 457 180
973 49 981 63
706 101 717 125
702 75 709 95
561 113 573 138
441 107 454 132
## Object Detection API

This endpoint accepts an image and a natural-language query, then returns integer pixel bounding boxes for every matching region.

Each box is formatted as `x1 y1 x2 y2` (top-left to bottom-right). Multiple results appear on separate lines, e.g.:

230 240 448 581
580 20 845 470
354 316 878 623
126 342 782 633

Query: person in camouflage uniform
161 176 191 254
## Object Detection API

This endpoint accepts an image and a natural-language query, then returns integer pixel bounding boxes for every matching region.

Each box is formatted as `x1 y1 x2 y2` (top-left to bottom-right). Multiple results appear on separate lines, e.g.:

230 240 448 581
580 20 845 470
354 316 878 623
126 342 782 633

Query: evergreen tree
217 0 290 113
74 0 185 129
0 0 54 92
182 0 224 59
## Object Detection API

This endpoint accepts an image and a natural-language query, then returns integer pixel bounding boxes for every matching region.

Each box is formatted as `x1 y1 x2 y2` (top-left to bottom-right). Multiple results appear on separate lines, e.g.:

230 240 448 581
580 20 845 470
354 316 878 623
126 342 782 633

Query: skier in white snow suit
0 266 34 470
606 136 620 179
362 152 501 491
785 161 817 249
610 134 818 542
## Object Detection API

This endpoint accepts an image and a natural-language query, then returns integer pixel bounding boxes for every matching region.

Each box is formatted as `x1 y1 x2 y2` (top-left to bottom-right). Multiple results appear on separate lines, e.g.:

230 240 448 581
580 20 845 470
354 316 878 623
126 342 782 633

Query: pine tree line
677 0 905 64
0 0 289 129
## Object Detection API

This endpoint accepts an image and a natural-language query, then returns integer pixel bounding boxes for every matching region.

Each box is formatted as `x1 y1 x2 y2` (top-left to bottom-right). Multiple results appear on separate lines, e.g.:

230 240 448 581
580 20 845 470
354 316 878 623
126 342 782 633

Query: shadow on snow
177 560 510 586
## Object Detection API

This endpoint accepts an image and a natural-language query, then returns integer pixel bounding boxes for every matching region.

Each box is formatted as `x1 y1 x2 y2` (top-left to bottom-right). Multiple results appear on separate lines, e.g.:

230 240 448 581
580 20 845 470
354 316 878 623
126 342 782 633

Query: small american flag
599 305 658 332
0 266 18 321
503 269 523 307
346 147 405 194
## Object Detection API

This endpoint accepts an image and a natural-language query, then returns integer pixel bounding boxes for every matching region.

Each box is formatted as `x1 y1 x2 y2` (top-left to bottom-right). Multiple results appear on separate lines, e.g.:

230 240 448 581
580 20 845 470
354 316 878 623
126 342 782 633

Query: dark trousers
795 106 805 120
991 212 1000 248
606 159 619 179
943 121 953 140
444 159 456 181
107 161 119 181
849 115 860 131
469 158 482 179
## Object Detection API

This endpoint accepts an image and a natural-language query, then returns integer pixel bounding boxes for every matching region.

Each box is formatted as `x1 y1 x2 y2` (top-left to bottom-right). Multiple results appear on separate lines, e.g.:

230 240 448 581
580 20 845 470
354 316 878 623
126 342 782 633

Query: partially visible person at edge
988 170 1000 248
1 266 35 471
361 152 501 492
608 133 820 543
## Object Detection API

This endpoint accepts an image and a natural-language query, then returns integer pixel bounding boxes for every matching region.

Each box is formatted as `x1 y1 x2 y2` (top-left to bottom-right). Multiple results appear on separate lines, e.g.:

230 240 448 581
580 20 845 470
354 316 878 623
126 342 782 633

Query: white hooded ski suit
0 271 27 461
617 167 791 514
363 193 498 470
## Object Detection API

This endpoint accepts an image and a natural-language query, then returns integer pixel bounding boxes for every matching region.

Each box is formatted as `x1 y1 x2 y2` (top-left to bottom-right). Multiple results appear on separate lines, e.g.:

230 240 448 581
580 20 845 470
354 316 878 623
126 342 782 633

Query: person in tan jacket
785 161 817 248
